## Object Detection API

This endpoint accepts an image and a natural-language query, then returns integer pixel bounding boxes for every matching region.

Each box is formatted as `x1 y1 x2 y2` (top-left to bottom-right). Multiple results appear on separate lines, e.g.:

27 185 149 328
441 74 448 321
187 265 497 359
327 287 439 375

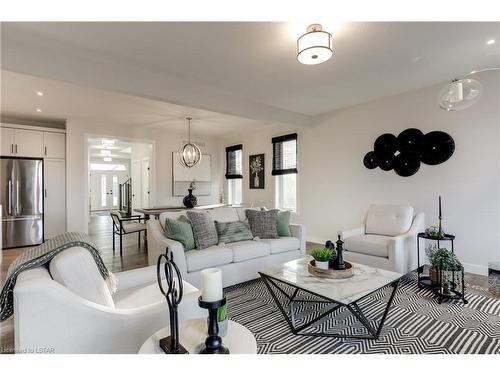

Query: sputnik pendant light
180 117 201 168
297 24 333 65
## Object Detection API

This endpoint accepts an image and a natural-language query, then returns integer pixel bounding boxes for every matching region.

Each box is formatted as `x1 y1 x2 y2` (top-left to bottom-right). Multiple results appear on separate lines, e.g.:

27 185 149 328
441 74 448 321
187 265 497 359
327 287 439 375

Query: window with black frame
225 144 243 205
272 133 297 211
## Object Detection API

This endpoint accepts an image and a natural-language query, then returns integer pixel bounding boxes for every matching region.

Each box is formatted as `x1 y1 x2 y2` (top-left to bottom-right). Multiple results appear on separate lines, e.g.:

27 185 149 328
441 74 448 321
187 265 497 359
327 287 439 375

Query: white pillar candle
200 268 223 302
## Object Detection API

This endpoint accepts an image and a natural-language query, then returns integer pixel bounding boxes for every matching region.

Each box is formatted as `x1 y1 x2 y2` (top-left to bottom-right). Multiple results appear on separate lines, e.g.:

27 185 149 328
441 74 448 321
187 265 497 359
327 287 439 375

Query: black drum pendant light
180 117 202 168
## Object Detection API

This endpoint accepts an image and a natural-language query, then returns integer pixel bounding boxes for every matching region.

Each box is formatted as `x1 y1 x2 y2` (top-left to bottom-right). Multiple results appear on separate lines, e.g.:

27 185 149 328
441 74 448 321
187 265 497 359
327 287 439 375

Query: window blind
225 144 243 179
272 133 298 176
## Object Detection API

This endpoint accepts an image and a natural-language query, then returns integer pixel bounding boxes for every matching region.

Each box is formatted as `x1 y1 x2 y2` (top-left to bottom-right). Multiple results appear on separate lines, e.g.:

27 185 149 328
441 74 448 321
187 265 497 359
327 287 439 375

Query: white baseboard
462 262 488 276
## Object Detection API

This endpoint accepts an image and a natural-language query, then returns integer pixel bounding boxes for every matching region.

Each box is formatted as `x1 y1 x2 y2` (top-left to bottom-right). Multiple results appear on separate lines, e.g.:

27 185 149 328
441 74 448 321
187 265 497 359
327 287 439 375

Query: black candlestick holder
157 252 188 354
198 296 230 354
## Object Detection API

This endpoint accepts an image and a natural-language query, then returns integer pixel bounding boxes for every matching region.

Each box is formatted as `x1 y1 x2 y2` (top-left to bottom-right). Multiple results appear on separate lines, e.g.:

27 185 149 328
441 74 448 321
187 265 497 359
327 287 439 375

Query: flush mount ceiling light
297 24 333 65
179 117 201 168
100 149 112 156
439 67 499 111
103 157 112 162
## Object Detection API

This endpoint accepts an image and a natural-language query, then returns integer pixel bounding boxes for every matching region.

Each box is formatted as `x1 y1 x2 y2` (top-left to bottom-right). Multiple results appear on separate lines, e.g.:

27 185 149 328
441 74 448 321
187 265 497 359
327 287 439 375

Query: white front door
90 171 127 211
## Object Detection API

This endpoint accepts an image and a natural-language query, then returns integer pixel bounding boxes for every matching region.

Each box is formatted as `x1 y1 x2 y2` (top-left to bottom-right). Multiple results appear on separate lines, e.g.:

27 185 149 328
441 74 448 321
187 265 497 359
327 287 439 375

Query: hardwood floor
0 212 149 354
0 215 494 354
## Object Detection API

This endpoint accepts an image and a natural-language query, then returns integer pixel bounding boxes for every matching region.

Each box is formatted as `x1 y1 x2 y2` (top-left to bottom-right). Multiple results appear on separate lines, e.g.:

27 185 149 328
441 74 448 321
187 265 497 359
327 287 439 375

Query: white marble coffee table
259 257 402 340
139 318 257 354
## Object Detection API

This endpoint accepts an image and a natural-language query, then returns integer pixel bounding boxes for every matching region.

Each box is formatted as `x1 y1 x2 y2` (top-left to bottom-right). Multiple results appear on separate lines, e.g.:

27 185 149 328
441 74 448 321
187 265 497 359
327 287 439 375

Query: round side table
139 318 257 354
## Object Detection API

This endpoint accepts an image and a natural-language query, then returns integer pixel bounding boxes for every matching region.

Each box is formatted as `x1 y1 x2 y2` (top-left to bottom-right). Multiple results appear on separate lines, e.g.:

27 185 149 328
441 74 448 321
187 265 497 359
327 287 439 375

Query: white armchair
14 247 205 354
338 204 424 274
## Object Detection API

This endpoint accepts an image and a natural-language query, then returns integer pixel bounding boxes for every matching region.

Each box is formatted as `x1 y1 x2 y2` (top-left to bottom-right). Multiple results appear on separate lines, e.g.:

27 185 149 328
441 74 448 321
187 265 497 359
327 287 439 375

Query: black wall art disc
374 133 398 156
394 152 421 177
421 131 455 165
378 153 394 171
397 128 424 155
363 151 379 169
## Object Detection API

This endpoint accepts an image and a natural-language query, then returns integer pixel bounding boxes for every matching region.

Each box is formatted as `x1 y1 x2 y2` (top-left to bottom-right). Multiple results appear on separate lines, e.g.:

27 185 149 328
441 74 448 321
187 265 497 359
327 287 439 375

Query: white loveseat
14 247 204 354
338 204 424 274
147 207 306 288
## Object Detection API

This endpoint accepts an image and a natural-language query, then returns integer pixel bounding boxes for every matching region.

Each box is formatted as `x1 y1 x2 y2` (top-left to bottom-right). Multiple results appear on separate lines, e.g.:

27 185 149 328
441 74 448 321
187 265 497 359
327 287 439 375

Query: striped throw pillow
215 221 253 244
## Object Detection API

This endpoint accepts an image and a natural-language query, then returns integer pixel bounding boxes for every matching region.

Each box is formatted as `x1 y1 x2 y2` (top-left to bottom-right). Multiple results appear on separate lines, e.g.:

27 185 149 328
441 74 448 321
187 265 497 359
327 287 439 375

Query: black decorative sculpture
335 235 346 270
157 252 188 354
364 128 455 177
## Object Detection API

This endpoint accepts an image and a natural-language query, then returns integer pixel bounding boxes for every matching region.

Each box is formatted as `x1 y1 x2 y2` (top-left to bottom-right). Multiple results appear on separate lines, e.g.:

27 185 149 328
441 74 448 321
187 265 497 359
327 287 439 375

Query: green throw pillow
164 215 195 251
215 221 253 244
277 211 291 237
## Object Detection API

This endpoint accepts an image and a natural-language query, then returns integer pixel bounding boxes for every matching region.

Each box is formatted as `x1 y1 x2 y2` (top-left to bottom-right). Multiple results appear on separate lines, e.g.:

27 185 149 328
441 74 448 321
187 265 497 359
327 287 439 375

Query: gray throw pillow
246 209 279 239
215 221 253 244
186 210 218 250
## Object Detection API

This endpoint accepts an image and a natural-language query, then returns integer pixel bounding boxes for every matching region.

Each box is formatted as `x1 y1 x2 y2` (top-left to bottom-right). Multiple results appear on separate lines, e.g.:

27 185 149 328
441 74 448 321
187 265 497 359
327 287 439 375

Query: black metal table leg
259 273 401 340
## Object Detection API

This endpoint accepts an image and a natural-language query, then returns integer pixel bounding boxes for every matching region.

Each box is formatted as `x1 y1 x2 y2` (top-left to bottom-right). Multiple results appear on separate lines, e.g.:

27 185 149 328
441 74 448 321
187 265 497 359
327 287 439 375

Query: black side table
416 232 467 304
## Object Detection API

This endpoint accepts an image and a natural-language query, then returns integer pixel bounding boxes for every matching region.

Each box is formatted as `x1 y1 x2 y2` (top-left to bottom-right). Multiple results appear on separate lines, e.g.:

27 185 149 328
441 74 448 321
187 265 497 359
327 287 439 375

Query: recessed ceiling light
36 91 44 96
100 150 112 156
36 108 42 112
486 39 496 45
103 157 112 162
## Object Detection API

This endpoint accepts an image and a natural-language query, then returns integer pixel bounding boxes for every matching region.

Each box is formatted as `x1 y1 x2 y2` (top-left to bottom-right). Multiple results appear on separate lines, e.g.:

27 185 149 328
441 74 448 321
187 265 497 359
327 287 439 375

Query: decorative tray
307 260 354 279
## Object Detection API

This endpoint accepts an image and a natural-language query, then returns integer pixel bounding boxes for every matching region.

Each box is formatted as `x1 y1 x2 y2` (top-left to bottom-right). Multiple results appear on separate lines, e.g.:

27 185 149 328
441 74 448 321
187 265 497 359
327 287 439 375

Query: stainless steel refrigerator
1 158 43 248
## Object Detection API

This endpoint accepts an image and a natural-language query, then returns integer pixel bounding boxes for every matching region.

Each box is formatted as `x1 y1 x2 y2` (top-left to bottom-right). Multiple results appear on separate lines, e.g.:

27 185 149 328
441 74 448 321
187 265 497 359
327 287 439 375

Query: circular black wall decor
374 133 398 156
397 128 424 155
421 131 455 165
363 151 379 169
394 152 421 177
363 128 454 177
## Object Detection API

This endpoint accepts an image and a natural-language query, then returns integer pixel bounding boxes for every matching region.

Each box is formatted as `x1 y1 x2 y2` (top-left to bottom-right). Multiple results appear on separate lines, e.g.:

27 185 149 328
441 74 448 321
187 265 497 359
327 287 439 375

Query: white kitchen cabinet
44 132 66 159
1 127 15 156
44 158 66 238
15 129 44 157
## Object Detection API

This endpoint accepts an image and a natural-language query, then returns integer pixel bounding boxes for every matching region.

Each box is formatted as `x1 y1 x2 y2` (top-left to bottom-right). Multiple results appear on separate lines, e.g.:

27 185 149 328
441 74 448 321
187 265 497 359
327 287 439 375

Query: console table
134 204 227 220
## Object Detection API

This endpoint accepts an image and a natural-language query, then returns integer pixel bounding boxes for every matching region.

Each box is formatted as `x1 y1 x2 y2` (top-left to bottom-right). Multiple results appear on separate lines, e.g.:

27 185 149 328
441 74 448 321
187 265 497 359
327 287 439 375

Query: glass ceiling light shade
297 24 333 65
180 117 202 168
439 78 482 111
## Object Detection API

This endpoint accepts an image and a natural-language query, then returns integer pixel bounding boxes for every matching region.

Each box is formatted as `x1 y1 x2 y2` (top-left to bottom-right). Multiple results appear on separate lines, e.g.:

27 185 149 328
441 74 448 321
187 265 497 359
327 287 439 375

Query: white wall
223 124 301 208
66 119 153 233
225 72 500 275
66 121 225 233
151 127 224 207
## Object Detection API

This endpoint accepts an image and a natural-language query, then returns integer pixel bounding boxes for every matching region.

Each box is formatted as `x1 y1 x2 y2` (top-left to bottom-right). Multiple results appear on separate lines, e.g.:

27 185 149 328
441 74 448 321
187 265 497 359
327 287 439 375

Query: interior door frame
84 134 155 231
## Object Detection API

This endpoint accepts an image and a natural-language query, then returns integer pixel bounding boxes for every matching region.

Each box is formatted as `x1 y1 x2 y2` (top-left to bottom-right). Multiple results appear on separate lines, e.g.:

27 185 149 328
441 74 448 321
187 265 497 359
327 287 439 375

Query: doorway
88 138 153 214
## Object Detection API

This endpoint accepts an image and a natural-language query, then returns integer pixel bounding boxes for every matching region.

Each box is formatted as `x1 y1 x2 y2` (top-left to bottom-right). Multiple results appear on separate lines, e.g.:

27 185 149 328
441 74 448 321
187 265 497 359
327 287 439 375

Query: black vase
183 189 197 208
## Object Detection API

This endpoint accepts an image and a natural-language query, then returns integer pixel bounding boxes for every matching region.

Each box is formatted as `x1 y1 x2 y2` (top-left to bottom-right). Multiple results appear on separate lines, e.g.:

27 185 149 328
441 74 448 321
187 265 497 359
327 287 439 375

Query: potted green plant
311 247 334 270
425 245 462 285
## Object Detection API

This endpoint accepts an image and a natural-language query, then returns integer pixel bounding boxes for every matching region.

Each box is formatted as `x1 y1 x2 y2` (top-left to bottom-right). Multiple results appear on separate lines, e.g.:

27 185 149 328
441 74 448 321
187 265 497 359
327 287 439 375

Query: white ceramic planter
315 260 329 270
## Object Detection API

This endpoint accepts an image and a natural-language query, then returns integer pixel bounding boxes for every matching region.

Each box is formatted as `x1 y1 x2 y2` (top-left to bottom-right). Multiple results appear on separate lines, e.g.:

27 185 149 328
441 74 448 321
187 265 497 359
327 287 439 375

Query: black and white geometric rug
224 274 500 354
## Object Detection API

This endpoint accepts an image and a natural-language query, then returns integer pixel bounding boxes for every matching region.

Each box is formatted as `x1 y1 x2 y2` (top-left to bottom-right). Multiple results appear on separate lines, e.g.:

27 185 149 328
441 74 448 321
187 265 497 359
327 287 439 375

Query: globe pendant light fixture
438 78 482 111
439 67 499 112
297 24 333 65
180 117 201 168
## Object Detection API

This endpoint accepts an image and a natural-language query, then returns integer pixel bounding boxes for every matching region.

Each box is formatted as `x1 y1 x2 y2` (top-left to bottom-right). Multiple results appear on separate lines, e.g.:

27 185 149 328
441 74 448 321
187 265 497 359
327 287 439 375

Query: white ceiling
1 22 499 124
0 70 265 137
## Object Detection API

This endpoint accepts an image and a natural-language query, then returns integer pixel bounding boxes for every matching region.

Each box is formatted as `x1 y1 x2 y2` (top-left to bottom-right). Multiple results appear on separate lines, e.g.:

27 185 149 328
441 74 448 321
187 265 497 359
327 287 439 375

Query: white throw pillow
365 204 414 237
49 247 115 307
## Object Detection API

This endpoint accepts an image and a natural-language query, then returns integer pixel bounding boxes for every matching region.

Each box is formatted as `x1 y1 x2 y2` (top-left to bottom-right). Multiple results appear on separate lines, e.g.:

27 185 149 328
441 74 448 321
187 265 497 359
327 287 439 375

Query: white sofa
147 207 306 288
14 247 204 354
338 204 424 274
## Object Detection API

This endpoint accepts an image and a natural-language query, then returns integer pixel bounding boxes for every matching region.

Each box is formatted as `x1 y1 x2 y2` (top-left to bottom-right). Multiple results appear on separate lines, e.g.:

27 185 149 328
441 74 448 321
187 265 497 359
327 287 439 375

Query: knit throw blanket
0 232 117 322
